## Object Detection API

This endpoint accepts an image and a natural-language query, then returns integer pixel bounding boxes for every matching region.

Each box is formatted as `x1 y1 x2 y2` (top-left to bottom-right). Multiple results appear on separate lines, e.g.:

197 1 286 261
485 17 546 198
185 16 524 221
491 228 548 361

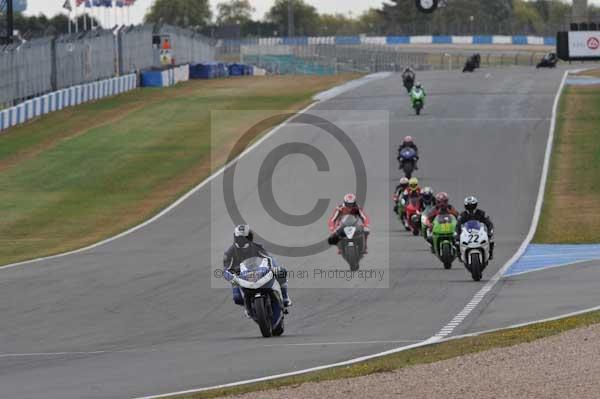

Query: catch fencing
0 24 215 109
239 42 550 75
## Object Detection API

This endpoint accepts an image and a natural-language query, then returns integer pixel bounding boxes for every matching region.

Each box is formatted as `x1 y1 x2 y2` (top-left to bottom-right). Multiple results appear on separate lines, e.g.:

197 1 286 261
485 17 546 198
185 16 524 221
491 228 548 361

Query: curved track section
0 67 566 399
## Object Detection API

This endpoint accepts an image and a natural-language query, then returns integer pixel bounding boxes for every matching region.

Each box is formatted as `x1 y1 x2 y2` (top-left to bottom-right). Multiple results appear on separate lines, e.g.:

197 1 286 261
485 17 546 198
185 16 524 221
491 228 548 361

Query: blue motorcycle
398 147 418 178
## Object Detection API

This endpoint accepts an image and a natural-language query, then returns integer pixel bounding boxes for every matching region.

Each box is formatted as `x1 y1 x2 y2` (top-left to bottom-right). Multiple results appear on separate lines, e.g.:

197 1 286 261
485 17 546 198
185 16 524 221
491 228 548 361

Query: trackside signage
569 31 600 58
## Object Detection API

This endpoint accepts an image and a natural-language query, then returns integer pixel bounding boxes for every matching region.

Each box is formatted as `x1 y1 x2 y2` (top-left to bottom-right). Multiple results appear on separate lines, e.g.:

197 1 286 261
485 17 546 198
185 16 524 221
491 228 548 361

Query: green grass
0 74 360 266
534 82 600 243
162 309 600 399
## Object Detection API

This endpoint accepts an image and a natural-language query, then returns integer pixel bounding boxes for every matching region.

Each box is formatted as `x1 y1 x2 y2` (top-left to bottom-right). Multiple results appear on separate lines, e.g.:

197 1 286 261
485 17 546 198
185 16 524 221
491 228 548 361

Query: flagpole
75 3 79 33
84 10 88 31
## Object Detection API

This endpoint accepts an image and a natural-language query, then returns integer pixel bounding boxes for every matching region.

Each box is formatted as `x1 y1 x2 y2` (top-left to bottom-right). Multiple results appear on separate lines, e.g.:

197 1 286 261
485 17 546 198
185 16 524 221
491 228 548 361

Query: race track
0 66 568 399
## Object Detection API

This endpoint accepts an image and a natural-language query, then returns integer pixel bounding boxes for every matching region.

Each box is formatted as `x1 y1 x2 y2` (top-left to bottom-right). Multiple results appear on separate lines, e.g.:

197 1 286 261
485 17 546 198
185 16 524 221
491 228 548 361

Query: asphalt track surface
0 66 569 399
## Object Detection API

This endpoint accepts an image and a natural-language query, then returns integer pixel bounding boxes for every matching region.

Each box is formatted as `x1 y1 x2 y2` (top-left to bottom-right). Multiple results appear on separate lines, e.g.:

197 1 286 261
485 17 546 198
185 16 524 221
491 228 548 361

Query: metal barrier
54 30 115 90
240 42 548 75
0 37 53 107
0 24 215 109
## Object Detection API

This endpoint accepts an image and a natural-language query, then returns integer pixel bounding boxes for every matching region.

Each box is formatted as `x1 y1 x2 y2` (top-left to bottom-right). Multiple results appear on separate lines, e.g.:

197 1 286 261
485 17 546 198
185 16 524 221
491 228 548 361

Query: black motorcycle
463 53 481 73
537 53 558 69
403 75 415 93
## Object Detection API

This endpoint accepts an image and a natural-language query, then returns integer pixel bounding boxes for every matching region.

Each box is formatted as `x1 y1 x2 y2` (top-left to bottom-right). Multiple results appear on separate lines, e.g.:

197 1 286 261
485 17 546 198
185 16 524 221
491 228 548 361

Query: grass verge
161 309 600 399
0 74 360 266
534 77 600 243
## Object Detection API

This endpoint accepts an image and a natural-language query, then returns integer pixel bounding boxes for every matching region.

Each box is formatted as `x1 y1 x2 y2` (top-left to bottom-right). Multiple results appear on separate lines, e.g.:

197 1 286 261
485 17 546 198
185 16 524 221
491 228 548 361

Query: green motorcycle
410 88 426 115
420 204 435 241
431 214 457 269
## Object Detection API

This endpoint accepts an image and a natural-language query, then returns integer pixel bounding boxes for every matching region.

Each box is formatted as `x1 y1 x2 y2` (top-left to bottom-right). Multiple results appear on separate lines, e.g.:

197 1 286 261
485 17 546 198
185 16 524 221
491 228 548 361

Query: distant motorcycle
420 203 436 241
332 215 366 271
403 76 415 93
224 256 286 338
463 53 481 73
398 147 418 178
459 220 490 281
429 213 458 269
404 196 422 236
537 52 558 69
393 193 409 230
411 89 425 115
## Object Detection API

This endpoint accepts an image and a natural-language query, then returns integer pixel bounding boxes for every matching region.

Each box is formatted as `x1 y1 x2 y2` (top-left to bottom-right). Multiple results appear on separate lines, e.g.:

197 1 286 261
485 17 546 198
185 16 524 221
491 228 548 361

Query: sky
23 0 384 24
21 0 600 26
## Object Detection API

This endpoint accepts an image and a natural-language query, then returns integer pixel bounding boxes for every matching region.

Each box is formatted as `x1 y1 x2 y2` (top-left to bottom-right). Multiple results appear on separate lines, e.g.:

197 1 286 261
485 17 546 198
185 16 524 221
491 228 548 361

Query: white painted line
0 349 149 358
132 338 440 399
313 72 393 101
430 69 570 339
134 302 600 399
0 73 389 272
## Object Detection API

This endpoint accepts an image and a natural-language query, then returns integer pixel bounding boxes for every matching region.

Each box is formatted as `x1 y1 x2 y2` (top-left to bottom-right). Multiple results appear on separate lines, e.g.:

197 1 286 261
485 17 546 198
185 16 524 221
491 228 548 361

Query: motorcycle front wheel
470 253 482 281
254 296 273 337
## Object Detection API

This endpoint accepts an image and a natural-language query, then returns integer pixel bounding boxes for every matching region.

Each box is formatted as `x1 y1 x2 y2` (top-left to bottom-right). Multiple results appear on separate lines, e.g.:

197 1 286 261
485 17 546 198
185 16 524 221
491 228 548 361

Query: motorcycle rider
397 136 420 170
455 196 495 260
410 82 426 99
224 225 292 312
427 192 459 221
402 67 416 90
328 193 370 253
420 186 436 209
393 177 410 215
400 178 421 228
401 177 421 205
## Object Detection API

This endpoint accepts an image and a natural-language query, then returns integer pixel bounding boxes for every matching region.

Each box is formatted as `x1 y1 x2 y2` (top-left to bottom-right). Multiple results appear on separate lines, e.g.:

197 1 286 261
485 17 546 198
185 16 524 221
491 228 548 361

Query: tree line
144 0 598 38
3 0 600 40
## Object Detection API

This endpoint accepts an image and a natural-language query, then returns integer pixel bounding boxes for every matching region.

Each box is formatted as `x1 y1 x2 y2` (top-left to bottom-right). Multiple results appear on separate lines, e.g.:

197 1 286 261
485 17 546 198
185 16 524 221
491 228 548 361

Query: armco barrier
0 74 136 133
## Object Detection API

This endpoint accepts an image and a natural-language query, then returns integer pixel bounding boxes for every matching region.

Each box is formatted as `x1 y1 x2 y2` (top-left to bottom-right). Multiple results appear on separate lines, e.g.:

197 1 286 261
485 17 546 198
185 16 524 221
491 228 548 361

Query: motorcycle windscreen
464 220 482 232
401 148 416 159
239 257 271 283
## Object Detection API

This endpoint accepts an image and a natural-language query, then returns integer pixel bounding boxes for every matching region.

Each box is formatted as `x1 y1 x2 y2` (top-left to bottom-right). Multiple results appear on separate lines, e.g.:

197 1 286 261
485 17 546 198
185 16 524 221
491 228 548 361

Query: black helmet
464 196 478 213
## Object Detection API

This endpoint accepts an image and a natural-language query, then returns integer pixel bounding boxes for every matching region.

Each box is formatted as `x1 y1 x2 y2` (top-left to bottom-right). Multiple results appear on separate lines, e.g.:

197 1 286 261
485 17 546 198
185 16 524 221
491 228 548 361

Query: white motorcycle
224 256 285 337
337 215 366 271
459 220 490 281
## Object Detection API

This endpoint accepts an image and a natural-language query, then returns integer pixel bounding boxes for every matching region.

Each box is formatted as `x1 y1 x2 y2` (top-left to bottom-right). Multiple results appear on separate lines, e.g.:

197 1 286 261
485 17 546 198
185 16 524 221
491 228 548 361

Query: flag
92 0 103 6
124 0 136 5
84 0 92 7
63 0 73 11
115 0 124 7
76 0 86 6
102 0 113 7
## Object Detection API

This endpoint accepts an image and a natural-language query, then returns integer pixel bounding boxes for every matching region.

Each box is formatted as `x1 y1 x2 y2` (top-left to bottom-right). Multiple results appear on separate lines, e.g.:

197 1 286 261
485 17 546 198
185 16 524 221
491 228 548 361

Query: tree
357 8 386 35
318 13 359 36
513 0 544 34
266 0 320 36
145 0 212 29
217 0 255 25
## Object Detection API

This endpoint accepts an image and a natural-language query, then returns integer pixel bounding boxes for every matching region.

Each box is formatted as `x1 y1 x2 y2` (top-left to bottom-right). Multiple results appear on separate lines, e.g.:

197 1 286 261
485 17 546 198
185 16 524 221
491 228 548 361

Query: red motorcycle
404 196 422 236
